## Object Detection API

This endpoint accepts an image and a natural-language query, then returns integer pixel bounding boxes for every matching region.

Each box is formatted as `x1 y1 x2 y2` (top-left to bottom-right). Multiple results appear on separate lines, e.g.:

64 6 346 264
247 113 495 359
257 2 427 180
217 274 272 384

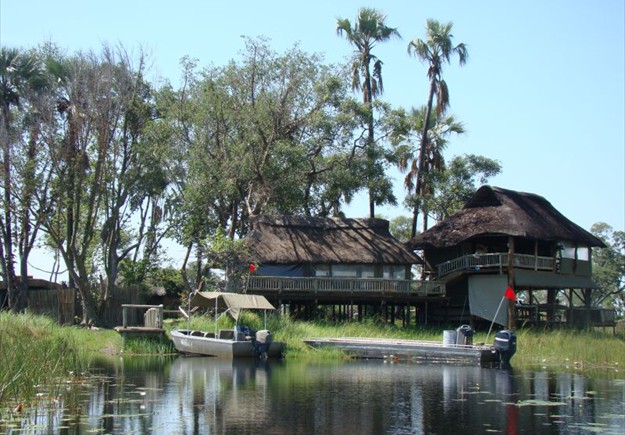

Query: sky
1 0 624 279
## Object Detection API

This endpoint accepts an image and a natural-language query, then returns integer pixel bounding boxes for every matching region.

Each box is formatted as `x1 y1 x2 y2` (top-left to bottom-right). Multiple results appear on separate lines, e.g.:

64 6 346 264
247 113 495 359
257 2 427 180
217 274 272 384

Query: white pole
486 295 506 343
214 296 218 335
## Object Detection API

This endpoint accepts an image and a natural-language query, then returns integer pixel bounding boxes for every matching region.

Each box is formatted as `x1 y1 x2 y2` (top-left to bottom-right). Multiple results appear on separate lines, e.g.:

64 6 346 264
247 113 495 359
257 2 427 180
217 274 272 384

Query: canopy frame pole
214 297 218 336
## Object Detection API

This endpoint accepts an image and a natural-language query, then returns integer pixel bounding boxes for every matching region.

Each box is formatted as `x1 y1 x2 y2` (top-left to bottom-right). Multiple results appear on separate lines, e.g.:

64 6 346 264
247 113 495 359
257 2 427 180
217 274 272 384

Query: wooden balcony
436 253 555 277
246 276 444 302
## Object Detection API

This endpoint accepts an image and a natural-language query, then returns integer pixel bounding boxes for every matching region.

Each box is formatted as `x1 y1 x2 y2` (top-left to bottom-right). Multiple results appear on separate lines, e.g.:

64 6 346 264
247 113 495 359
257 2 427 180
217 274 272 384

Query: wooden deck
437 252 555 277
246 276 445 303
114 304 165 338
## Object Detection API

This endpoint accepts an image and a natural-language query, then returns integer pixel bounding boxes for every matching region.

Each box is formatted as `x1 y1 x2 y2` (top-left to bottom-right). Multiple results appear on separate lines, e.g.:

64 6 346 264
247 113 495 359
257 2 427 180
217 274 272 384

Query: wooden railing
246 276 444 297
436 253 555 277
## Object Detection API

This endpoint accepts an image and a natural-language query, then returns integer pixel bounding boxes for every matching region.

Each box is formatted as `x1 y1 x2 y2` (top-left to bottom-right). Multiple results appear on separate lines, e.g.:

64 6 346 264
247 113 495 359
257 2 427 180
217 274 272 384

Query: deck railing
436 253 555 277
246 276 444 297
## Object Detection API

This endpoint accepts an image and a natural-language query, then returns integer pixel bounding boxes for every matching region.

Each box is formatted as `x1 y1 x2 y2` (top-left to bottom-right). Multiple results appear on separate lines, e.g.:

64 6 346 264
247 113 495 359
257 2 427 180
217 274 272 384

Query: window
332 265 358 277
383 265 406 280
314 264 330 277
558 242 589 261
361 266 375 278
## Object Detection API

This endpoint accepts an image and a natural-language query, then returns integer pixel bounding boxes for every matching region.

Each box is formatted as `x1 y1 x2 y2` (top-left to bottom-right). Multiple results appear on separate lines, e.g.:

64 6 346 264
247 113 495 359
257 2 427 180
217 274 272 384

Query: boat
303 328 516 368
171 291 285 359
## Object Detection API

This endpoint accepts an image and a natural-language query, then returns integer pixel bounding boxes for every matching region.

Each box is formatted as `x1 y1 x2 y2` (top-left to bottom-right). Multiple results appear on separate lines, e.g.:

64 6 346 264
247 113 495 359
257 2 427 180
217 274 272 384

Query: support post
507 236 516 330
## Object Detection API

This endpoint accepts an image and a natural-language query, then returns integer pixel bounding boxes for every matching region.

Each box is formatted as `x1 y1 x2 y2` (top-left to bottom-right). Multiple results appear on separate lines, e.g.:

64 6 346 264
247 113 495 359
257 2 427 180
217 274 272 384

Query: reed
512 328 624 371
121 335 176 354
0 312 90 415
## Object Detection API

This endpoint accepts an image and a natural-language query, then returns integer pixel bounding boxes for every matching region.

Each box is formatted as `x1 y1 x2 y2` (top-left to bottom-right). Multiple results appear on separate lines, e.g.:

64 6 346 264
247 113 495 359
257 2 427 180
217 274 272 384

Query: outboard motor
493 330 517 369
254 329 273 358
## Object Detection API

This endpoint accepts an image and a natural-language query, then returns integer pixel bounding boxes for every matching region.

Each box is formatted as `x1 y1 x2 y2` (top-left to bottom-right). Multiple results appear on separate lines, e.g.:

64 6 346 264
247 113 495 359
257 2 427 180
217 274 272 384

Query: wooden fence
27 287 76 324
26 285 146 326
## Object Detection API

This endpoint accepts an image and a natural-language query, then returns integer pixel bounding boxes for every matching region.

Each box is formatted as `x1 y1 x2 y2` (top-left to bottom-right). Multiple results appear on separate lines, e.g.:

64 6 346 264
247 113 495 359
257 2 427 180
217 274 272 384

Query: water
5 356 624 434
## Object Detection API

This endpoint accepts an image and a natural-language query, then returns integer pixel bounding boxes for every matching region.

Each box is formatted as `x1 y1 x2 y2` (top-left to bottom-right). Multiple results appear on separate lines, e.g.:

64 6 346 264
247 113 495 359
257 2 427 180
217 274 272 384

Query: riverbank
1 312 624 417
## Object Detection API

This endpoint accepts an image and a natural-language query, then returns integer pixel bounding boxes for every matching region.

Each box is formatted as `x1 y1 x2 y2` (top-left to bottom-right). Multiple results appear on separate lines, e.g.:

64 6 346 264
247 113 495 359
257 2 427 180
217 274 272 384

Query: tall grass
0 312 90 413
121 335 176 354
513 328 625 370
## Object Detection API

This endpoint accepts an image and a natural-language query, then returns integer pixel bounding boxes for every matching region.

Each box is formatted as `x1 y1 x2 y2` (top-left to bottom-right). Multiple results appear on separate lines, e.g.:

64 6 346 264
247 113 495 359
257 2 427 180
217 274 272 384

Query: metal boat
304 327 516 367
171 292 285 359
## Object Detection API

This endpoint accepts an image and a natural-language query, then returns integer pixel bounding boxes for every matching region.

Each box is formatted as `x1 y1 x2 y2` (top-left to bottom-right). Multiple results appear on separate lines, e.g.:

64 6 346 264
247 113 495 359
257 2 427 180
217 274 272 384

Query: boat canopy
189 291 276 320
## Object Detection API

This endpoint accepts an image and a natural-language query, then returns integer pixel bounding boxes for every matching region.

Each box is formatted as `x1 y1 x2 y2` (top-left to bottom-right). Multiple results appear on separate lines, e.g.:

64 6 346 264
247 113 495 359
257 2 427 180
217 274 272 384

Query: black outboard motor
254 329 273 358
494 330 517 369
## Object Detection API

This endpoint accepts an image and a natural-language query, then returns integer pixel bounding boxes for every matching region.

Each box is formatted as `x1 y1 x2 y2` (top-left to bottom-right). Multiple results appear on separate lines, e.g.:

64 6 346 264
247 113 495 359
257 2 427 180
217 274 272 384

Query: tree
590 222 625 317
407 19 468 237
159 39 372 292
33 45 157 325
337 7 401 218
0 47 47 311
389 106 465 230
388 215 413 244
426 154 502 221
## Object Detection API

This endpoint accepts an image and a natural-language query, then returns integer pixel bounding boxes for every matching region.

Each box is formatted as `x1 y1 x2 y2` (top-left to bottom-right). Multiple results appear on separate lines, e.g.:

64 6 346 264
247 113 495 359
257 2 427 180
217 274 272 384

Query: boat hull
303 337 502 367
172 329 284 359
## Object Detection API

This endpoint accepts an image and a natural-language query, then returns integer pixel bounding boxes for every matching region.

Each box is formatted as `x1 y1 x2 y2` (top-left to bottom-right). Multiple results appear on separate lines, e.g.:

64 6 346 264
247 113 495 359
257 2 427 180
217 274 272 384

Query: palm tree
394 106 464 230
0 47 46 311
337 8 400 218
407 19 468 237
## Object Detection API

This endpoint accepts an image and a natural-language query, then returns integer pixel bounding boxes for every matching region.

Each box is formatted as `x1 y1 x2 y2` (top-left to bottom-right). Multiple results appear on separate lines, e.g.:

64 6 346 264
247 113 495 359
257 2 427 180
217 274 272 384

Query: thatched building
247 215 419 278
245 215 437 322
409 185 608 328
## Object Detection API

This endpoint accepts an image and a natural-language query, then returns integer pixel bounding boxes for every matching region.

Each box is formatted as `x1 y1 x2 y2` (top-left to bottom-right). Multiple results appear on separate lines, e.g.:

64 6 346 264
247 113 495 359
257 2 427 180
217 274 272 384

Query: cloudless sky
2 1 624 278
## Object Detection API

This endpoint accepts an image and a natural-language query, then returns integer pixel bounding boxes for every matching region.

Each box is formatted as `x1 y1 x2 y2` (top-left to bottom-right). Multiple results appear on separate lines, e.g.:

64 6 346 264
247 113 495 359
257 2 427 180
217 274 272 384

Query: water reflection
5 356 624 434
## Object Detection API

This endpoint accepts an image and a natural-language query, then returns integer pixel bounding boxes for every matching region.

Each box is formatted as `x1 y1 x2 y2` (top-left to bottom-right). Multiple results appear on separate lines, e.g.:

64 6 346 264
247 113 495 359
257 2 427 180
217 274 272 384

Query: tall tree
390 106 465 230
35 46 156 325
337 7 400 218
407 19 468 237
159 39 369 292
0 47 46 311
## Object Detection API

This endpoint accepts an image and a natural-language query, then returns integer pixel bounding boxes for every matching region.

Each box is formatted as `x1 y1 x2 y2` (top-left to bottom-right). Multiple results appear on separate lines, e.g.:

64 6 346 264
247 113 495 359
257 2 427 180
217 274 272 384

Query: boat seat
218 329 235 340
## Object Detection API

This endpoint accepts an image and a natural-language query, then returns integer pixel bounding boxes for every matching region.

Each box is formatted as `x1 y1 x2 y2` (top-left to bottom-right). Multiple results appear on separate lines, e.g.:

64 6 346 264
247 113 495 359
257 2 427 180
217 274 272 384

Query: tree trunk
411 79 437 238
1 104 21 312
363 60 375 218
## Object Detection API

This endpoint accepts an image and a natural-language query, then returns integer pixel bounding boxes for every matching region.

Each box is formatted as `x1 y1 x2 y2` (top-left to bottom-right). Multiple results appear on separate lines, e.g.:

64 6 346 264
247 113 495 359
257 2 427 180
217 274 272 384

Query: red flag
504 286 516 301
249 263 256 272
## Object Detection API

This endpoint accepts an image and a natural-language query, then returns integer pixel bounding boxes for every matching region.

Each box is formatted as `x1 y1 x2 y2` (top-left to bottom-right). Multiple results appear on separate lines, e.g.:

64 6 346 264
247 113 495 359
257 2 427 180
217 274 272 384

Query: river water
6 355 625 434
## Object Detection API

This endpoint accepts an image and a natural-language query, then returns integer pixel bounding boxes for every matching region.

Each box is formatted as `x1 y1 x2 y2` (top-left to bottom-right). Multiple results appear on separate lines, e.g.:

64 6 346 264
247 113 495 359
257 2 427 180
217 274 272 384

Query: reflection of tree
21 358 621 433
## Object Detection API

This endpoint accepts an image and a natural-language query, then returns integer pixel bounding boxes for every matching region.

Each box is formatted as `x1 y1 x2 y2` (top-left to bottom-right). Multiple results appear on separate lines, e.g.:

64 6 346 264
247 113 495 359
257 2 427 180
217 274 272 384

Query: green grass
512 328 625 371
0 312 91 414
121 335 176 355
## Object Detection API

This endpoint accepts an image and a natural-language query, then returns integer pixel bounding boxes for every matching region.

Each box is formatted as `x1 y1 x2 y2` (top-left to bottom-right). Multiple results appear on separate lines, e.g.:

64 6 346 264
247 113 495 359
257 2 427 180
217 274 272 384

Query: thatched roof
409 186 605 249
247 215 420 265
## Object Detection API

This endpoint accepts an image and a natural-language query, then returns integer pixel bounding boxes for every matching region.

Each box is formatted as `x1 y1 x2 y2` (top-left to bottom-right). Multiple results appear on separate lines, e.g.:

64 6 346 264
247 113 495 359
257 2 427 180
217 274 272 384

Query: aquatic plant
0 312 90 417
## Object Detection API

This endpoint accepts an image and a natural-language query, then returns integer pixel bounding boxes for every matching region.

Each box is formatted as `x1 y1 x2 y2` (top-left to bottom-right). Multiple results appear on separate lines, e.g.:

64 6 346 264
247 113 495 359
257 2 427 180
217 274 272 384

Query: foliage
0 312 90 414
590 222 625 316
425 154 502 221
406 19 468 237
121 336 175 355
388 215 413 243
337 8 401 217
0 46 49 311
513 328 625 371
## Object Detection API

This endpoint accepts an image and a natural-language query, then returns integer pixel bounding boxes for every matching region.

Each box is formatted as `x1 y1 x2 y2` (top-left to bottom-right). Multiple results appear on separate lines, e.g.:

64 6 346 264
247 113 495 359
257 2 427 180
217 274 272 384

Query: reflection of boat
171 292 285 359
304 329 516 368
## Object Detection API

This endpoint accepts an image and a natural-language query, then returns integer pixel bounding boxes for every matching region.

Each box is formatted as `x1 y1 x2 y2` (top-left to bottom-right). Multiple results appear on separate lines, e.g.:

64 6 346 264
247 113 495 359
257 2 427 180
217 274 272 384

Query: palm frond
434 80 450 117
